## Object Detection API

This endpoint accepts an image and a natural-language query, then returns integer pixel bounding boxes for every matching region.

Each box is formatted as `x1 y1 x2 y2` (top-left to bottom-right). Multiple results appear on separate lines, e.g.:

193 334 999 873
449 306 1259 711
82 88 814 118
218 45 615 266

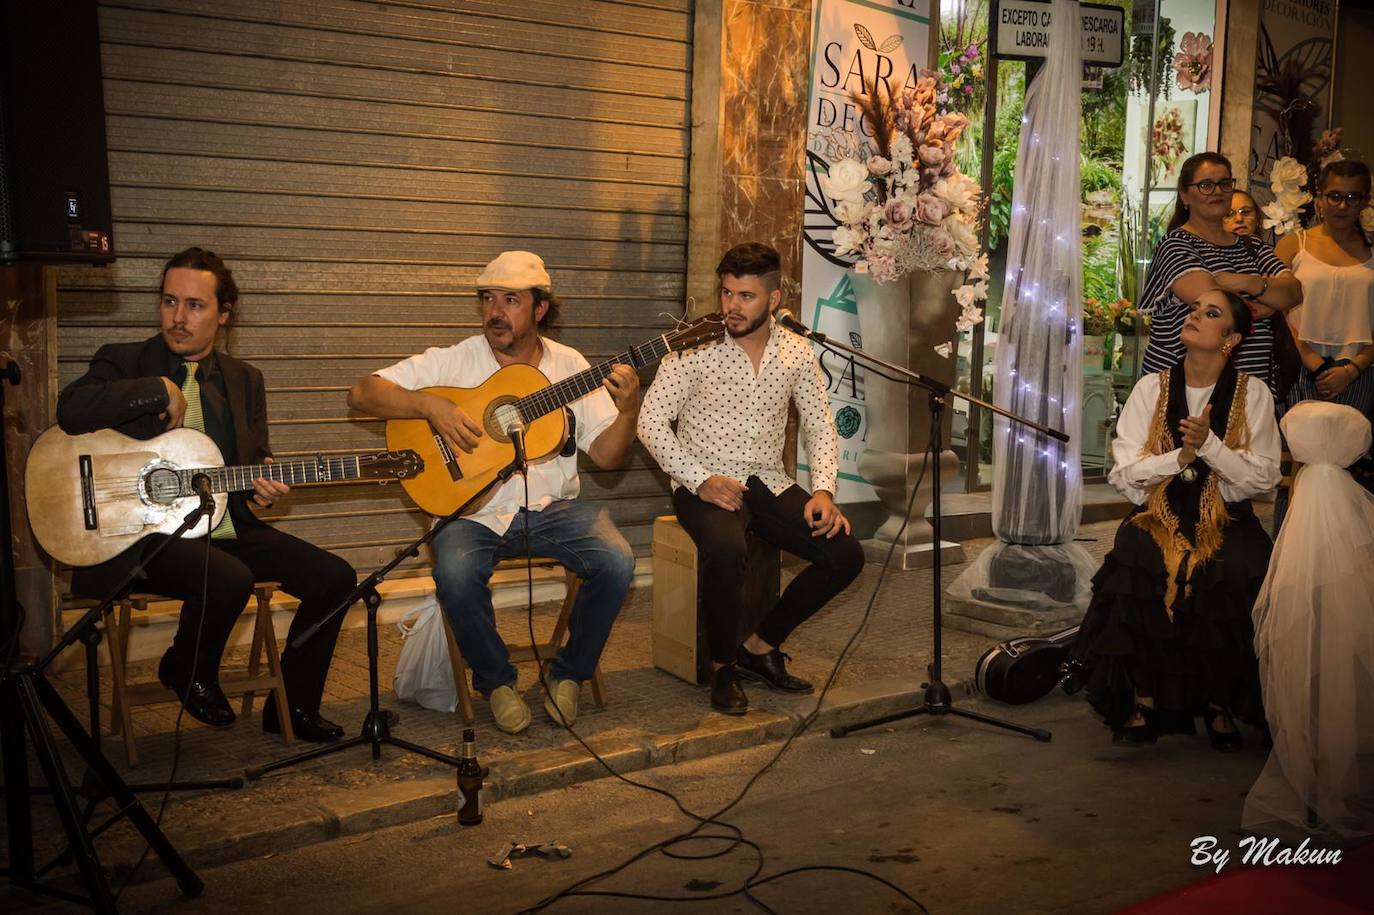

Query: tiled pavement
27 515 1198 871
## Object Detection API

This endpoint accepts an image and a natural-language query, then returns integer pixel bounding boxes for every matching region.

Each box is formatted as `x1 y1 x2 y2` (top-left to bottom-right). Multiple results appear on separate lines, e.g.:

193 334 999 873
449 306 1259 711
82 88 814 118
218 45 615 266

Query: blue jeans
431 499 635 696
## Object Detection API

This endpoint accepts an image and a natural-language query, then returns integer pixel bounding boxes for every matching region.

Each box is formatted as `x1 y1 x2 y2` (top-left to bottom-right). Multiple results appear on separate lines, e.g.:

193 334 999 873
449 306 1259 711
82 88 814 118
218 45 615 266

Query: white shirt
1108 371 1281 506
637 319 840 496
374 335 618 534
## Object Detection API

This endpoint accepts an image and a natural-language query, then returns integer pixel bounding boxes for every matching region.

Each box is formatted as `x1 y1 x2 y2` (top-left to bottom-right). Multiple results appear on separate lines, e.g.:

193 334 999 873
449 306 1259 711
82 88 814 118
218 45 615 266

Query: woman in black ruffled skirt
1071 292 1281 749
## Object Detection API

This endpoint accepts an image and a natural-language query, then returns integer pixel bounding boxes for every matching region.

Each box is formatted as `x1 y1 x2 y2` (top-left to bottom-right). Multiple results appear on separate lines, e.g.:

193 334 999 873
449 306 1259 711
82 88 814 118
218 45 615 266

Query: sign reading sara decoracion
990 0 1124 66
800 0 932 503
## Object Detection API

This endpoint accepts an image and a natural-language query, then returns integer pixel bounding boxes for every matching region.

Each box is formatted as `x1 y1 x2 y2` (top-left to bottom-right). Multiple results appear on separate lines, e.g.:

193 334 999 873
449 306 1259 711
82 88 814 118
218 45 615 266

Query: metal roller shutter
56 0 692 574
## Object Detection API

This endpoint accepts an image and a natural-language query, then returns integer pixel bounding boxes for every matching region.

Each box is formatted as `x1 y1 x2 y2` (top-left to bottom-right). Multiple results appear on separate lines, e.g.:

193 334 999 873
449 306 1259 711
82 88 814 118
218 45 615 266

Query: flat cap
476 250 551 292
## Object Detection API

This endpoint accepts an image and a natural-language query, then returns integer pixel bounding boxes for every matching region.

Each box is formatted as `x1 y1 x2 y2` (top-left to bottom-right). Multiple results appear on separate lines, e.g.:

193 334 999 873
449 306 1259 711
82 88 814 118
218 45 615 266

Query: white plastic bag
393 598 458 713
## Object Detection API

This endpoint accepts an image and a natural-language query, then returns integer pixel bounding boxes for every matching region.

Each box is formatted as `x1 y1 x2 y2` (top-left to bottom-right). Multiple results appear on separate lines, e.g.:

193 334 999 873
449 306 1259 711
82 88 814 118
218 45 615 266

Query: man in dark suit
57 247 356 741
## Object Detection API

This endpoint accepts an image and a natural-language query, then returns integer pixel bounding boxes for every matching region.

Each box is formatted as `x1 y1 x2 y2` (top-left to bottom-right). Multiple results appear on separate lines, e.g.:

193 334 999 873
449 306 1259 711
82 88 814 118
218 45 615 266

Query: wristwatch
1240 276 1269 301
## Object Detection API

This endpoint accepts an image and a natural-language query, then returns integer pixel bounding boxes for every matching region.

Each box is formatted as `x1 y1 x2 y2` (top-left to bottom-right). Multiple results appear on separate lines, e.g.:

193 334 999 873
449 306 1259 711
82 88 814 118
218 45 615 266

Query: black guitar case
975 626 1080 705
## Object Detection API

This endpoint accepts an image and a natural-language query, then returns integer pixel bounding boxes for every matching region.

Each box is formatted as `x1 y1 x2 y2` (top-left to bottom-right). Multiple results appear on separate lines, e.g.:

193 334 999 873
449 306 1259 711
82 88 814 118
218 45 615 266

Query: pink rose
927 226 956 258
914 194 949 225
867 155 894 176
918 144 946 167
883 199 915 231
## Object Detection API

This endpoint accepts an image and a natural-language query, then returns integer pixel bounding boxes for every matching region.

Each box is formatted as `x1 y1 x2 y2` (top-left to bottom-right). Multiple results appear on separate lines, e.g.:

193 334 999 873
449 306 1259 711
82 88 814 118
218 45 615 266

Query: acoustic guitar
25 426 422 567
386 314 725 516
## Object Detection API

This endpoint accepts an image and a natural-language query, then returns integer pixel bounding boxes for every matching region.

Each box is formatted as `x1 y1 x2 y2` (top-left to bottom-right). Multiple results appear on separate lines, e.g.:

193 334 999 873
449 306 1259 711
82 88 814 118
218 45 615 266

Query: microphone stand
2 405 209 910
777 318 1062 743
247 447 529 780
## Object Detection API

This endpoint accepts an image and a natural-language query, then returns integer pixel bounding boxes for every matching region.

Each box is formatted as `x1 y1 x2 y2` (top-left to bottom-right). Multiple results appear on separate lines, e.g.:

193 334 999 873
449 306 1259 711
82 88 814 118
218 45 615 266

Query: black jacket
57 335 271 590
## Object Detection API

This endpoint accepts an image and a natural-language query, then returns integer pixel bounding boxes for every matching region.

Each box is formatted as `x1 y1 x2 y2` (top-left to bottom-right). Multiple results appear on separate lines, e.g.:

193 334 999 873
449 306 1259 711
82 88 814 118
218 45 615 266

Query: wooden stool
440 558 607 725
105 581 292 766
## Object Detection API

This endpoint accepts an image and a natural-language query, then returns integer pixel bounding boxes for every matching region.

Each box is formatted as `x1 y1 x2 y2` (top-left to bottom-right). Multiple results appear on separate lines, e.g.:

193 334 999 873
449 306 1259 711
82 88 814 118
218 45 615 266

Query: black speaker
0 0 115 264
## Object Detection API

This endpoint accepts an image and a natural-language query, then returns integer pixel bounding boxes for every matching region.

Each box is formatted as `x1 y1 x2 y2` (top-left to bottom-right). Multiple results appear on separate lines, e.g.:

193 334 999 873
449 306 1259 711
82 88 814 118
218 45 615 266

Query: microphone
190 472 215 524
777 311 828 343
507 416 528 475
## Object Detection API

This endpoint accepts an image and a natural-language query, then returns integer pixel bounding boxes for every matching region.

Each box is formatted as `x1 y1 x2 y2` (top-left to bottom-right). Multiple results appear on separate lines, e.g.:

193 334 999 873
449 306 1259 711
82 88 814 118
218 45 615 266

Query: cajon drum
651 515 781 685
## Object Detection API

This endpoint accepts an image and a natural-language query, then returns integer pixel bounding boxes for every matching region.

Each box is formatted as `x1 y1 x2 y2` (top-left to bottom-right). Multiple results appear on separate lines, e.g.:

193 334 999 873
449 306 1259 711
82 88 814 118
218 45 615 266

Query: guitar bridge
79 454 98 530
434 432 464 481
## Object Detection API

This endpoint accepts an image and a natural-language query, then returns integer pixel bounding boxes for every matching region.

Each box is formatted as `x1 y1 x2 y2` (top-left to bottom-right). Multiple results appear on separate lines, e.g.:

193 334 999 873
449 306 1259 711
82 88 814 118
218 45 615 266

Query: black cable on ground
516 410 939 914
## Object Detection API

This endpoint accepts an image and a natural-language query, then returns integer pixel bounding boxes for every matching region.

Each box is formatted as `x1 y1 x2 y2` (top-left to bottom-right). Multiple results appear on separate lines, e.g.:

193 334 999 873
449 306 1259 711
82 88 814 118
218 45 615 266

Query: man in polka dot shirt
639 243 865 715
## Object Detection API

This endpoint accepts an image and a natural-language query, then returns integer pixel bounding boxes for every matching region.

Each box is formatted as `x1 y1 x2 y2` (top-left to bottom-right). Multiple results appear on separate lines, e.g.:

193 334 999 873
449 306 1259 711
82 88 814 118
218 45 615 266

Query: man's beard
484 320 527 355
726 310 769 338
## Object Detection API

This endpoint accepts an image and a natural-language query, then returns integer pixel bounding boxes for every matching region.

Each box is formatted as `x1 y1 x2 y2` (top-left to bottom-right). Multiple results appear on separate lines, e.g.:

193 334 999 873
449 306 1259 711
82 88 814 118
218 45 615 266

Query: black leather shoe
735 646 814 694
1203 707 1243 753
159 673 235 727
263 704 345 743
710 665 748 715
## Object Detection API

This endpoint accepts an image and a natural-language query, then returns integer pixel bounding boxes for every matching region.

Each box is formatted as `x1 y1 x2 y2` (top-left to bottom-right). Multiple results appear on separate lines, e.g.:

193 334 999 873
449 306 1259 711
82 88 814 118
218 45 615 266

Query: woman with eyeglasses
1274 159 1374 436
1139 153 1303 397
1224 189 1262 238
1069 292 1280 749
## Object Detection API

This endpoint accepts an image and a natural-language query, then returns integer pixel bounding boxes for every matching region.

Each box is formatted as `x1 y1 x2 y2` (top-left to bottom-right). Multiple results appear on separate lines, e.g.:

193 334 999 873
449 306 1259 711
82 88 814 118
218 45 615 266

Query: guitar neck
517 335 671 420
180 454 366 494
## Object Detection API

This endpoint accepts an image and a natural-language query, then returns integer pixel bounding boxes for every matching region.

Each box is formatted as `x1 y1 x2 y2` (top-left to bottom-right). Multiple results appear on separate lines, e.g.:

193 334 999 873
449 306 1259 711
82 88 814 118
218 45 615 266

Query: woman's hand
1316 363 1358 399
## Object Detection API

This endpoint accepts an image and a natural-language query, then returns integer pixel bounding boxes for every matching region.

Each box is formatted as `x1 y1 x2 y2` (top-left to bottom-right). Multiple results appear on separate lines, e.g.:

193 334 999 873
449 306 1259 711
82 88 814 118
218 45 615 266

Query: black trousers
672 477 865 664
77 524 357 714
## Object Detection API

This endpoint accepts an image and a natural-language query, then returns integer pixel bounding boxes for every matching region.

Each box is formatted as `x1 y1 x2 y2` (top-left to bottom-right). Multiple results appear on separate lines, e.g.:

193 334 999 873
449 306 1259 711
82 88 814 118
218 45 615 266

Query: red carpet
1120 839 1374 914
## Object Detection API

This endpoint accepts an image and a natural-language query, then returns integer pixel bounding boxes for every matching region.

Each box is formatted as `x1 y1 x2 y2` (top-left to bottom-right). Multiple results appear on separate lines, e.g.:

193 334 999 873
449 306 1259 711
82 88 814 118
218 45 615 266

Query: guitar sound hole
144 468 183 505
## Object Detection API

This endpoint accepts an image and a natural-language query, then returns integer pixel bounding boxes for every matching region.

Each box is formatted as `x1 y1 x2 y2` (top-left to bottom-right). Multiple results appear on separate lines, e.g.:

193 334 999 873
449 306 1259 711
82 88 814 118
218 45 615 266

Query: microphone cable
518 411 940 914
116 493 217 900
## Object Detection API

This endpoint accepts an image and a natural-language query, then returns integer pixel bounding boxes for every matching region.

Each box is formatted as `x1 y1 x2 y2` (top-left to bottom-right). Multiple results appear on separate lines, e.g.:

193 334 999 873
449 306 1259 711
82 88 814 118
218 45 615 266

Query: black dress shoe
159 673 235 728
735 646 814 694
711 665 748 715
1203 707 1243 753
263 704 345 743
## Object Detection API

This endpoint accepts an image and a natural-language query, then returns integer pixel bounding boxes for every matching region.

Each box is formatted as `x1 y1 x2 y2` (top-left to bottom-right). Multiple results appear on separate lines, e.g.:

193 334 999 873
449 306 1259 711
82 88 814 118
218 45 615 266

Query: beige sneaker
542 678 581 727
489 685 530 734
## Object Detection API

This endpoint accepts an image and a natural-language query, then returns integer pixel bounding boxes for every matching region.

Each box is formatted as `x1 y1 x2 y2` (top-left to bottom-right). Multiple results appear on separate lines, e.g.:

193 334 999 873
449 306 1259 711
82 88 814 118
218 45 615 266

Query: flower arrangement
1172 32 1213 93
1082 297 1139 336
817 73 989 340
1260 155 1313 235
937 41 984 113
1150 107 1187 185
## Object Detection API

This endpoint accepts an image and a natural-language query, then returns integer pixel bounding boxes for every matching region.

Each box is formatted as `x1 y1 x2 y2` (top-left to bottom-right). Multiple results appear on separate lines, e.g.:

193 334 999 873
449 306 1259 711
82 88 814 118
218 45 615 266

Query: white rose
954 284 977 308
1276 188 1311 212
943 214 979 255
933 177 975 214
832 225 864 255
1270 157 1308 189
820 158 870 204
833 200 868 225
1361 206 1374 235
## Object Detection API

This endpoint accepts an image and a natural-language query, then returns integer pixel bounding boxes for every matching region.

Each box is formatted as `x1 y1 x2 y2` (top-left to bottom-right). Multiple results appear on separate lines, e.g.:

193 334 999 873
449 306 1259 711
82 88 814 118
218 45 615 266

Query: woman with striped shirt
1139 153 1303 396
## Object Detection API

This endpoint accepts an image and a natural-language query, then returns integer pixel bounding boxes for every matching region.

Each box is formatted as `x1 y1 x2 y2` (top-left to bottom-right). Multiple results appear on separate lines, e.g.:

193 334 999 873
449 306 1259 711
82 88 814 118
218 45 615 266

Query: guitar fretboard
515 335 671 420
177 456 363 495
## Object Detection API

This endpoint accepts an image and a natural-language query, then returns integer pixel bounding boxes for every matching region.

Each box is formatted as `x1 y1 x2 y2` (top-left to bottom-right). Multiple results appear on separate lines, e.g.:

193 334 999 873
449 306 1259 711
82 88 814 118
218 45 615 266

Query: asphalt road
18 691 1319 915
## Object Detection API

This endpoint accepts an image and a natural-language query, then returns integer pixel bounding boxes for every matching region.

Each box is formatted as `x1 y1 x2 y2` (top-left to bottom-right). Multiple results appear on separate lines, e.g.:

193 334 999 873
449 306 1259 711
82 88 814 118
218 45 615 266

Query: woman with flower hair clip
1274 159 1374 447
1069 292 1281 749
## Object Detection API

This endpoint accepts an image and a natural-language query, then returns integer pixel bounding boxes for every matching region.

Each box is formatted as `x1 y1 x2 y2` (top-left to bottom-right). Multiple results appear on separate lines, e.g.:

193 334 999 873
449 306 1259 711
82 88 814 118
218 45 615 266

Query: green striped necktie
182 361 236 540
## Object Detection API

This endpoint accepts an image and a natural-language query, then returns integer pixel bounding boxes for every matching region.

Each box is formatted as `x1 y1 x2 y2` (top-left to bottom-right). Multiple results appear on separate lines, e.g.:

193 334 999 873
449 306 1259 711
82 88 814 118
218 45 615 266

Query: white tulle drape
950 0 1095 609
1243 402 1374 841
989 0 1083 543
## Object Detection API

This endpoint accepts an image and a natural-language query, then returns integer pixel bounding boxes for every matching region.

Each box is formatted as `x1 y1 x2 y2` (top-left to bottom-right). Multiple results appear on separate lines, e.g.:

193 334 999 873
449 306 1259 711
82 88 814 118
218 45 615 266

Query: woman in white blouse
1069 292 1281 749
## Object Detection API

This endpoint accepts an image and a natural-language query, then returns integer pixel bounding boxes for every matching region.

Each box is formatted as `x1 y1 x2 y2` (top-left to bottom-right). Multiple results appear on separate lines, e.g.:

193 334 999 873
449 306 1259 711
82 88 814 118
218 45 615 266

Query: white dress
1244 401 1374 841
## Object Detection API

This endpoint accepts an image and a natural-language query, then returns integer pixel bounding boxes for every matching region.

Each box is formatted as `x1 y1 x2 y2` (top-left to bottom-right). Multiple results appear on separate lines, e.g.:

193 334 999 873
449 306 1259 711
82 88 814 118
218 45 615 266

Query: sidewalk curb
118 677 981 880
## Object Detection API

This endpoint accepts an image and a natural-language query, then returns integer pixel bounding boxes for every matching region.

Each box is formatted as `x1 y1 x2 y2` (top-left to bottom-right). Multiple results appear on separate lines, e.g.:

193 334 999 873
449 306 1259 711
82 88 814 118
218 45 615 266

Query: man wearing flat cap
349 251 640 733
